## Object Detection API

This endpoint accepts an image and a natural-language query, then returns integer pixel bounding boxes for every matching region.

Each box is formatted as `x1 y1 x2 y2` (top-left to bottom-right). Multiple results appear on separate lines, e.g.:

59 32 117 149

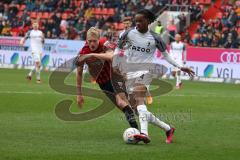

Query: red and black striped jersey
79 38 113 84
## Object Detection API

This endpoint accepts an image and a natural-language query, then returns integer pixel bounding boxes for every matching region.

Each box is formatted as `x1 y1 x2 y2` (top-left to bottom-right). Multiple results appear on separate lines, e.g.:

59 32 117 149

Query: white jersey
114 28 185 92
124 28 157 64
170 41 186 60
26 29 44 54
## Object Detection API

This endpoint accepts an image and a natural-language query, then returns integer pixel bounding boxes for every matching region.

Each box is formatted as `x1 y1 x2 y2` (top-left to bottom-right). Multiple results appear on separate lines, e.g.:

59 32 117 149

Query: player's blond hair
87 27 100 39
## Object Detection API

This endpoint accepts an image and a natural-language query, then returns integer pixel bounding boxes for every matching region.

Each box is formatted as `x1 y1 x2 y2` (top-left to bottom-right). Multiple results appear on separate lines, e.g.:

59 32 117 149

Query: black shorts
98 74 127 106
111 72 127 95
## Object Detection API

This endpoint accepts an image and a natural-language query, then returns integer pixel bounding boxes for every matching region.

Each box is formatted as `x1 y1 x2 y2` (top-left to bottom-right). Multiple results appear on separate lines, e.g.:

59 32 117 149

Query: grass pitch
0 68 239 160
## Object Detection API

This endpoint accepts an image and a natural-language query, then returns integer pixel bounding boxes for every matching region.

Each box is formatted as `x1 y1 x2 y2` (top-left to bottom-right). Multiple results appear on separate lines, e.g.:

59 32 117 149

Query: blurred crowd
0 0 239 48
185 1 240 48
0 0 165 41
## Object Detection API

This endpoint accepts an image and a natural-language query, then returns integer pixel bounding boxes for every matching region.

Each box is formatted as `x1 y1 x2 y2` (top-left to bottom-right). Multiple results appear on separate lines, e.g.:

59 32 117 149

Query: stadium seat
107 8 115 16
93 8 101 15
30 12 37 19
42 12 49 19
101 8 108 15
37 12 43 19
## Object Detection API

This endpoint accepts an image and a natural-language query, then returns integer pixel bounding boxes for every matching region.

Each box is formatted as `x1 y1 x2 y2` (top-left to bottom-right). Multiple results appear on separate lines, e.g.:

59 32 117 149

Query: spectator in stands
231 27 238 40
183 31 191 44
154 20 164 35
8 2 18 19
58 0 70 12
0 17 3 34
191 33 199 46
67 24 78 39
145 1 153 10
46 30 52 38
224 37 234 48
177 13 186 34
45 19 55 34
221 14 228 26
189 2 202 21
0 2 4 13
75 18 85 33
167 19 177 43
1 20 11 36
227 9 238 27
218 33 227 47
211 35 219 48
122 17 132 31
0 0 237 48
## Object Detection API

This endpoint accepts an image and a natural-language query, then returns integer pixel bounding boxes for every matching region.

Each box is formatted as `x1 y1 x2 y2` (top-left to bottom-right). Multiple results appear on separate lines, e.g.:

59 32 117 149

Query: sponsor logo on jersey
129 45 151 53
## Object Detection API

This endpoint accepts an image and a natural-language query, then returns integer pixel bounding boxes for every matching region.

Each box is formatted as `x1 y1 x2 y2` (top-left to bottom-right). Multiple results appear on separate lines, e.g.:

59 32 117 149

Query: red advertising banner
186 47 240 63
156 47 240 64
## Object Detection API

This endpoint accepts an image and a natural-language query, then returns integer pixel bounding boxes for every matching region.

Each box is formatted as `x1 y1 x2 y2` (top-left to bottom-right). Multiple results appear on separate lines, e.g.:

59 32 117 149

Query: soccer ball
123 128 140 144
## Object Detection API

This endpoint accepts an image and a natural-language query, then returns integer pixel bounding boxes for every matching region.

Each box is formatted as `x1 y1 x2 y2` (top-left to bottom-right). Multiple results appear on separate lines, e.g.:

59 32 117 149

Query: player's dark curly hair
136 9 156 23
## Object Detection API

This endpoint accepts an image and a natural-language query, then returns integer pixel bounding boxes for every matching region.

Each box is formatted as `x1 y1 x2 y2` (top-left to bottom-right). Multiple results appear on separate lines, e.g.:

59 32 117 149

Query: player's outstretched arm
77 50 114 63
161 49 195 78
90 51 113 61
76 65 84 108
161 49 182 68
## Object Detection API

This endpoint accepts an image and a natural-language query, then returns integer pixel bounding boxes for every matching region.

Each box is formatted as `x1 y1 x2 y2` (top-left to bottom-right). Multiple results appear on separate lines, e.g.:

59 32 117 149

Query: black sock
122 105 138 129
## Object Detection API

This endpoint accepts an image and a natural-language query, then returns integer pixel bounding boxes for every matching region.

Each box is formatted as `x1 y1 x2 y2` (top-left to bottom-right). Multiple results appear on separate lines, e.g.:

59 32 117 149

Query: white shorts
125 71 153 93
172 58 183 72
32 53 42 63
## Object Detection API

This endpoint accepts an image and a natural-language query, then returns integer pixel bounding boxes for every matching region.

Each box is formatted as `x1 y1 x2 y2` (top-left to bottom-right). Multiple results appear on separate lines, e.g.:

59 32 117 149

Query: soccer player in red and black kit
76 27 138 129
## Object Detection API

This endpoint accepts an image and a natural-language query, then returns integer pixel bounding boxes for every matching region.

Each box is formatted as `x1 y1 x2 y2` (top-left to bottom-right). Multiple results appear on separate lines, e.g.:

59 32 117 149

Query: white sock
137 104 149 136
36 67 41 80
148 112 171 131
28 66 35 76
176 74 181 86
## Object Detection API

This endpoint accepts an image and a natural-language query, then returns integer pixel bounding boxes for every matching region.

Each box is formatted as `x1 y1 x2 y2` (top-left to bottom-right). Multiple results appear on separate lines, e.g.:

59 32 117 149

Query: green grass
0 68 239 160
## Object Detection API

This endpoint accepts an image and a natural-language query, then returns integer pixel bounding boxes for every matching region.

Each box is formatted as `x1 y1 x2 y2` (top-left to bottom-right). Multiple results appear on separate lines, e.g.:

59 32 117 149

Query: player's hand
77 95 84 108
180 67 195 78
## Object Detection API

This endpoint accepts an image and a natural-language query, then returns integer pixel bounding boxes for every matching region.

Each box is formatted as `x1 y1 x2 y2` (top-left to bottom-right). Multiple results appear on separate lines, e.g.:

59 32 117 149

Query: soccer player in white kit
169 34 187 89
20 21 45 83
77 10 194 144
114 9 194 144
